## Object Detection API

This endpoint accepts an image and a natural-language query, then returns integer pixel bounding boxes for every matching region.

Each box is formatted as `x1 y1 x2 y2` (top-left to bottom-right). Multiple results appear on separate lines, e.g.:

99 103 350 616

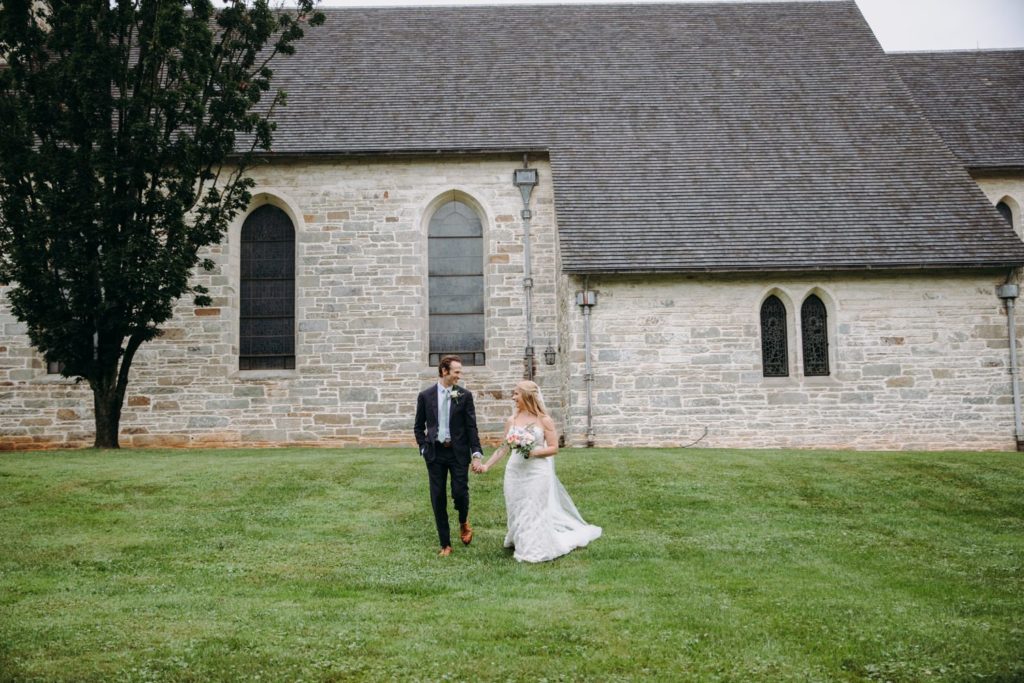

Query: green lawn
0 447 1022 682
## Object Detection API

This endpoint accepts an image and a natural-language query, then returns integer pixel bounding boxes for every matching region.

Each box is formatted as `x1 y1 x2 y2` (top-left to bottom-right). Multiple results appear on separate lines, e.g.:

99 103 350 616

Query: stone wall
3 161 1023 452
560 270 1021 450
0 154 561 449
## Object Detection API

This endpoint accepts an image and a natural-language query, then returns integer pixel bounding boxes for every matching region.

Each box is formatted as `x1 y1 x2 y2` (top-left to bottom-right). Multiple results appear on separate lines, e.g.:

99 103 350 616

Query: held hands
472 444 510 474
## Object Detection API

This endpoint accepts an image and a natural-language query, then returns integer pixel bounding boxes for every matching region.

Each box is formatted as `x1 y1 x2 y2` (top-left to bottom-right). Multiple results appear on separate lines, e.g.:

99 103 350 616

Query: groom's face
442 361 462 387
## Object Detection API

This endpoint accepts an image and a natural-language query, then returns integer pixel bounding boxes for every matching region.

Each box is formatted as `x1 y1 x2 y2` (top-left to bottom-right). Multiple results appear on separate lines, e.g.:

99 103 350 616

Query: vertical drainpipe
997 281 1024 451
577 277 597 447
522 203 534 380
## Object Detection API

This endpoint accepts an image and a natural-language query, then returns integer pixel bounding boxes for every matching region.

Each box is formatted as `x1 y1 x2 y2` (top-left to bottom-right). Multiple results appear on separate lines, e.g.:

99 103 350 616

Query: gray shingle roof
891 49 1024 172
260 2 1024 273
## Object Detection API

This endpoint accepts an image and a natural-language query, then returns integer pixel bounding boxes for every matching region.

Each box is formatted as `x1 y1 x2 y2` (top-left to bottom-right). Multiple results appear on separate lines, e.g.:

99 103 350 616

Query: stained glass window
760 295 788 377
801 294 830 376
240 205 295 371
428 199 485 366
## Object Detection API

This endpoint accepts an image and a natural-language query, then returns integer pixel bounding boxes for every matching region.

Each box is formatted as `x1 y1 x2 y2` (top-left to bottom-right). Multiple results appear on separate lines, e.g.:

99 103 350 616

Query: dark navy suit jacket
414 384 482 466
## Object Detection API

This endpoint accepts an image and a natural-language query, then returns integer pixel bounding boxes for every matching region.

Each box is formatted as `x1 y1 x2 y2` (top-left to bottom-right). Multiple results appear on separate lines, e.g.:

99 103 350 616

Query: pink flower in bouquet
506 425 537 459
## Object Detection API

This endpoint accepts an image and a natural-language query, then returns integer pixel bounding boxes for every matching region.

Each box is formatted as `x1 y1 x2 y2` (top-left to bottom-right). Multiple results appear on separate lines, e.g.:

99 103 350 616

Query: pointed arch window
997 201 1013 226
801 294 830 376
240 205 295 371
428 199 485 366
760 295 788 377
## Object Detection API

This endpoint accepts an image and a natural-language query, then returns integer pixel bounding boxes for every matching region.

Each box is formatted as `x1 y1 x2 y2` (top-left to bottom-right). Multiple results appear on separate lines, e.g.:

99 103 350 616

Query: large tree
0 0 323 447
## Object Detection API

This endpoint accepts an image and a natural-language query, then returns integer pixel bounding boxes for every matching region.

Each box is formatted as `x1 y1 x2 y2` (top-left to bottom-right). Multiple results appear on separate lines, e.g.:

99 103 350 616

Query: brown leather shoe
460 521 473 546
438 546 453 557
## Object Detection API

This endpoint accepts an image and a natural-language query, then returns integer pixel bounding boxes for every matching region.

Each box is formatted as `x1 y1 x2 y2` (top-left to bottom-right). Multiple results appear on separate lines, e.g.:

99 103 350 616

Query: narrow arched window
760 295 788 377
997 201 1013 226
240 205 295 371
428 199 485 366
801 294 830 376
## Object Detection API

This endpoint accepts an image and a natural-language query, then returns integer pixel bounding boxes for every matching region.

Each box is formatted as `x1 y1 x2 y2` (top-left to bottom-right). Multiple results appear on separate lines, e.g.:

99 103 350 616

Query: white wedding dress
503 424 602 563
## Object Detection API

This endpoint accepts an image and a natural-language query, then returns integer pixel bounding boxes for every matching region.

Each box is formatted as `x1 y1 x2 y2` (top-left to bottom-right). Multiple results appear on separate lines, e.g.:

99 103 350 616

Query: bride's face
512 388 526 411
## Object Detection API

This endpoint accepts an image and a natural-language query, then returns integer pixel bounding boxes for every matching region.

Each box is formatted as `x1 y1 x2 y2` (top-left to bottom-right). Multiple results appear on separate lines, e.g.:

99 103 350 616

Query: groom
414 355 483 557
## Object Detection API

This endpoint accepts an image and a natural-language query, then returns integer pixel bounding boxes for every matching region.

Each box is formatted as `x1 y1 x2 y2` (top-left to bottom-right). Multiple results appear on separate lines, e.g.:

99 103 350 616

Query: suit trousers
426 444 469 547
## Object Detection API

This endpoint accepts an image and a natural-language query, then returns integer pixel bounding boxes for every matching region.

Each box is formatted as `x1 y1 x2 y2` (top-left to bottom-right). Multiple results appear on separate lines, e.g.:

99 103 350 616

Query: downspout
997 279 1024 451
523 201 534 379
577 277 597 447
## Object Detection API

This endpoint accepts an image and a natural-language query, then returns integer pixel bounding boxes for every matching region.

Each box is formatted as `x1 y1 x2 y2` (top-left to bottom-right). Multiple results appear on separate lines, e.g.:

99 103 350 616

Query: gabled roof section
261 2 1024 273
891 49 1024 172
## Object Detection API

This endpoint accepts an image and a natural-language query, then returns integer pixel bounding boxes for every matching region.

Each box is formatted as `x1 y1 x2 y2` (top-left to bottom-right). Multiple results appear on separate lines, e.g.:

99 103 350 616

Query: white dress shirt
436 382 450 442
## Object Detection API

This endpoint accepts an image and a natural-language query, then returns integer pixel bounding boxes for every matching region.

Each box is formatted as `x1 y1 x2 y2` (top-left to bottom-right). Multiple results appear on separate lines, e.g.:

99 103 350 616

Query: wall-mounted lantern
544 344 557 365
513 168 539 219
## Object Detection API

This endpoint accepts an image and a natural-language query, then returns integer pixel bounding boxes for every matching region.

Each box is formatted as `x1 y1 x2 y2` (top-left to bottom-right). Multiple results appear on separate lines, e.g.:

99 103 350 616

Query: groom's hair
438 355 462 377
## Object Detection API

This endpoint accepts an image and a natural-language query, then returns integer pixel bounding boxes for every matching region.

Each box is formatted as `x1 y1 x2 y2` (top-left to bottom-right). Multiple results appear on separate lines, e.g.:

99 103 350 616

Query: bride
472 380 601 563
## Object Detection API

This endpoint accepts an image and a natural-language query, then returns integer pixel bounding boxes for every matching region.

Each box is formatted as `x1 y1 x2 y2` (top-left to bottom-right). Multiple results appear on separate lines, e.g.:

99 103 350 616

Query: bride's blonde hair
514 380 549 418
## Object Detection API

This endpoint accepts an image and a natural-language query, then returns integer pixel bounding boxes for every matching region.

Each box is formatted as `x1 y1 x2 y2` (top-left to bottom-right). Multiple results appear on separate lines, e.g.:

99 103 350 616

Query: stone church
2 2 1023 451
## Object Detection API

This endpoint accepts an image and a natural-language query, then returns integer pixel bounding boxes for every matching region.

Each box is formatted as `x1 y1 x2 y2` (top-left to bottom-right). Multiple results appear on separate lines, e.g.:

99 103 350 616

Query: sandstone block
130 435 190 448
314 414 351 425
862 364 901 377
767 392 809 405
205 399 250 410
188 416 230 429
636 376 678 389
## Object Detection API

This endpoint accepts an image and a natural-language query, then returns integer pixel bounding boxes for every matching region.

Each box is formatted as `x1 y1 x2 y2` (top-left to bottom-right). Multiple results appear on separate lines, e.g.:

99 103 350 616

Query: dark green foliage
0 1 324 447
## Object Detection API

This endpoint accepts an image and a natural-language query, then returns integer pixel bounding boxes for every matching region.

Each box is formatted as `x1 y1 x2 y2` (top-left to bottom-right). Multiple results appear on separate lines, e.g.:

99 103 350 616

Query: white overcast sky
296 0 1024 51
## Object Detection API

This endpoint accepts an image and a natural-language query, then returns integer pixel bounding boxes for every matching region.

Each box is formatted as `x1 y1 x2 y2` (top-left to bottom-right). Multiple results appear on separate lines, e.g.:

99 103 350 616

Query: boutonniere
449 388 462 405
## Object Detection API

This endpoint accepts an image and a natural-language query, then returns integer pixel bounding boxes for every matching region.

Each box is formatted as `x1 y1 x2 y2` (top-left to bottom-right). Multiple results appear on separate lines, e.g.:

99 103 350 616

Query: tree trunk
93 381 124 449
91 332 145 449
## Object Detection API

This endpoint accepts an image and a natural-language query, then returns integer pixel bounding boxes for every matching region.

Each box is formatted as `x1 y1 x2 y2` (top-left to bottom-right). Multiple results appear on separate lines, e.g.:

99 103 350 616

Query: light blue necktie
439 389 451 442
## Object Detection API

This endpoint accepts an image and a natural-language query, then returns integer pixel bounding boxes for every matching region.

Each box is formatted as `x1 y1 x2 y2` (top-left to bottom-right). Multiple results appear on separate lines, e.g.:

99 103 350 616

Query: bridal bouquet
506 425 538 459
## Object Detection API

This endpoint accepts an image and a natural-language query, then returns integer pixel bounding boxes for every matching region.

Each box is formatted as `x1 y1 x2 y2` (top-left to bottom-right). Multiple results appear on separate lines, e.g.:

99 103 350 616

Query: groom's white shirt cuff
472 452 482 459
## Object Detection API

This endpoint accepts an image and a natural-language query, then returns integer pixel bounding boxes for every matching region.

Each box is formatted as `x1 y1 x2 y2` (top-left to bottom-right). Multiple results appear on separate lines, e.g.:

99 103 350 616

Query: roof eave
230 147 551 161
968 165 1024 177
562 261 1024 276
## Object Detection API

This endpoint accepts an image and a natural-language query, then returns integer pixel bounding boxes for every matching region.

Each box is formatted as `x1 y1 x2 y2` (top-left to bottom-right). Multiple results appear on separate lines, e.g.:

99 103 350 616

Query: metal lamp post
514 163 539 380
